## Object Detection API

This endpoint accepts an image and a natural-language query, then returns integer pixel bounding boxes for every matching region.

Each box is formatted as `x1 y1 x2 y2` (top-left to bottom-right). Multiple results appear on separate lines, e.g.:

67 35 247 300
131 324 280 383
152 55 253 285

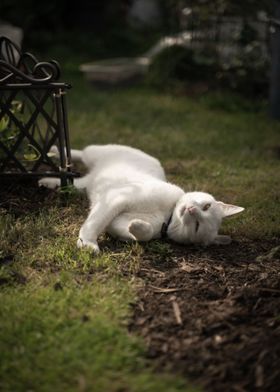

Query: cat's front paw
77 238 100 254
38 177 60 189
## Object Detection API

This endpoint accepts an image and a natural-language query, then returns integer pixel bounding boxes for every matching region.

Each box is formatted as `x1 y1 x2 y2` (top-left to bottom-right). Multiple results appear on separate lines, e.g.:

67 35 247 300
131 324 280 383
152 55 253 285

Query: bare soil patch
129 241 280 392
0 178 58 216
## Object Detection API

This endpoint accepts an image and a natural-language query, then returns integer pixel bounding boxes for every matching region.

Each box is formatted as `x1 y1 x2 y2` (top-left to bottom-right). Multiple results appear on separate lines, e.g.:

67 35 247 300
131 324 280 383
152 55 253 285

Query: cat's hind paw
129 219 153 241
47 145 59 157
77 238 100 254
38 177 60 189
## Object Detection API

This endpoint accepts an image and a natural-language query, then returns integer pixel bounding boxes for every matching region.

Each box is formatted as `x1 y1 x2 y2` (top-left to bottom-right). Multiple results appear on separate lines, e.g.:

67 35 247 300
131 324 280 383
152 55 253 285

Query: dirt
1 181 280 391
129 241 280 392
0 179 57 215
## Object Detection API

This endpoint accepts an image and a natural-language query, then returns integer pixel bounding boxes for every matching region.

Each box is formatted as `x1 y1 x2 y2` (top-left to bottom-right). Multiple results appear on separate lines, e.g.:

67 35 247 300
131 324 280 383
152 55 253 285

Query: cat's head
167 192 244 245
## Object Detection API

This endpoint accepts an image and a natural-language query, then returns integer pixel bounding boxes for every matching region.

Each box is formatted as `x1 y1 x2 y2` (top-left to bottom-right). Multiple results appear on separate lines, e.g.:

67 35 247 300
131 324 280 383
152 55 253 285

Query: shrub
145 41 269 98
146 45 219 87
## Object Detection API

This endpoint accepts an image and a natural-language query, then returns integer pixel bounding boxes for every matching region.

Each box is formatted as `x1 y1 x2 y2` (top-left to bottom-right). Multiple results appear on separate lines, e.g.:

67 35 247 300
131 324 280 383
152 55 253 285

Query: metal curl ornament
0 37 61 84
0 36 78 186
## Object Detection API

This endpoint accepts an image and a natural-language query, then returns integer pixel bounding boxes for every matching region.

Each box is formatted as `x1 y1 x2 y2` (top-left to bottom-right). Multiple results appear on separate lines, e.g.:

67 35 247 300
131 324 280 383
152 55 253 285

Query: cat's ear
216 201 244 217
214 235 232 245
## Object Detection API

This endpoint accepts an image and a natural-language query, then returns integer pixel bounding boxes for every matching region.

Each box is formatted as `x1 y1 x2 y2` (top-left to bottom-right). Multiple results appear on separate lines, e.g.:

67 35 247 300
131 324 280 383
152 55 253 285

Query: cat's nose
188 206 196 215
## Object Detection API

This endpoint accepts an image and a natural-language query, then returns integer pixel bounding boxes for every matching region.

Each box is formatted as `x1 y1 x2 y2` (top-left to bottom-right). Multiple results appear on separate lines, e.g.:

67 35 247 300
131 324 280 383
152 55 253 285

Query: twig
149 285 187 293
170 296 183 325
259 287 280 294
140 268 165 276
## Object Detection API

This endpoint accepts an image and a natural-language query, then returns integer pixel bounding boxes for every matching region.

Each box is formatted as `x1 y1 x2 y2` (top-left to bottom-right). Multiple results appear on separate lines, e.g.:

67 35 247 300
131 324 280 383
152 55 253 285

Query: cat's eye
203 203 211 211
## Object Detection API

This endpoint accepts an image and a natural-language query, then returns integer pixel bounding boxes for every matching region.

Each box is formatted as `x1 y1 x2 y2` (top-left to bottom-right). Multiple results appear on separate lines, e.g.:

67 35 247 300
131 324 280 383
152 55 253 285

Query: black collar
161 213 173 238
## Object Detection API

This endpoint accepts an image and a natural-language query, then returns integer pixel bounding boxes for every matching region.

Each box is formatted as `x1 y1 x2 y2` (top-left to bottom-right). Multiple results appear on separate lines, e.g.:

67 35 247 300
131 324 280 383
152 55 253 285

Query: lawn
0 49 280 391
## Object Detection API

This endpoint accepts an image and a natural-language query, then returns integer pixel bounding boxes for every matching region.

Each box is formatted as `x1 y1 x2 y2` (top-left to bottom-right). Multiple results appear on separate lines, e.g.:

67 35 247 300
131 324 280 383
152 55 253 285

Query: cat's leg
128 219 154 242
108 217 154 242
108 218 137 242
38 174 89 191
38 177 60 189
49 145 83 163
77 196 127 253
52 145 103 170
70 149 83 162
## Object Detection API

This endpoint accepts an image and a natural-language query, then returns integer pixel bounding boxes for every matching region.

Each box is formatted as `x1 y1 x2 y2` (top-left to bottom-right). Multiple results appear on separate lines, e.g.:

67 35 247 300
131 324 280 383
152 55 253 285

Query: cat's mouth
195 221 200 233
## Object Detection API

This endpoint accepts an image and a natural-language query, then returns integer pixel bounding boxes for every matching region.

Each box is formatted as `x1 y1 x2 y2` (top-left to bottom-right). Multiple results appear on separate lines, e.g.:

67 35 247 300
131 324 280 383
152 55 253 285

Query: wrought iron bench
0 36 77 186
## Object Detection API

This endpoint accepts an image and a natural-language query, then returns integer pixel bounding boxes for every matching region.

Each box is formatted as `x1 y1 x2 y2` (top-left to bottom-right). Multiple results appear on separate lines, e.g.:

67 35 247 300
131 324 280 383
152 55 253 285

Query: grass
1 47 280 391
0 202 190 392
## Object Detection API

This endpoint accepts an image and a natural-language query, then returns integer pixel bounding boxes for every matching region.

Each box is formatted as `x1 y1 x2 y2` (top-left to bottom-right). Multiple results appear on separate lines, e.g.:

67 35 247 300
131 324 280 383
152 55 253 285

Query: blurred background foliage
0 0 274 97
0 0 273 37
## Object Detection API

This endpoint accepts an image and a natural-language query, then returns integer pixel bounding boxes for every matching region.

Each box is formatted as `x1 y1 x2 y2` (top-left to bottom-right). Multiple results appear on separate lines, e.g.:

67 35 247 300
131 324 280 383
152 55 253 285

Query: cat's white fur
39 144 244 253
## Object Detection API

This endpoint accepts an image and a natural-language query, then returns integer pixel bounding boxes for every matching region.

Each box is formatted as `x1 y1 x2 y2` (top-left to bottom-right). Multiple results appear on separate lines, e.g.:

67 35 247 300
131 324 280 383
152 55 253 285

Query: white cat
39 144 244 254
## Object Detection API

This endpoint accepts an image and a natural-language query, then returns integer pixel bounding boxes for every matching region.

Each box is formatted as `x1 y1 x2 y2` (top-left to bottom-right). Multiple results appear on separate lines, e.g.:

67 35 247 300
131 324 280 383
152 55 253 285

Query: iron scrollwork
0 37 60 84
0 36 77 185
